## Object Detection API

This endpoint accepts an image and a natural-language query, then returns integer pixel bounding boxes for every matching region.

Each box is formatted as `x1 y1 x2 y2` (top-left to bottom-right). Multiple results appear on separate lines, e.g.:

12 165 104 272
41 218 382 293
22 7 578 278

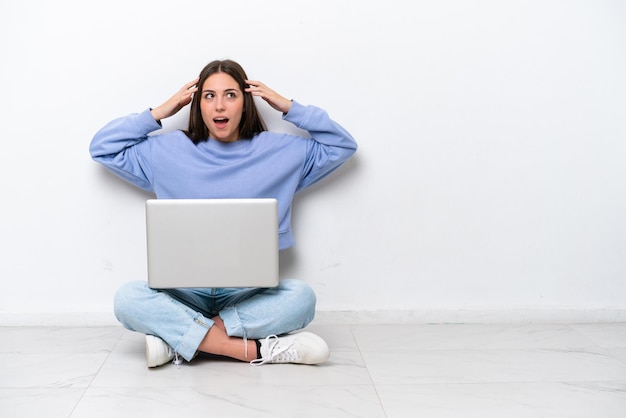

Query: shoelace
172 351 182 367
250 335 299 366
164 345 182 368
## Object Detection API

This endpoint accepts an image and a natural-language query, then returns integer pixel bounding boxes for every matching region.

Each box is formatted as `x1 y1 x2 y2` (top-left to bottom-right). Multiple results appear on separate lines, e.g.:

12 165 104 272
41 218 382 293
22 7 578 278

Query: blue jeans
113 279 317 361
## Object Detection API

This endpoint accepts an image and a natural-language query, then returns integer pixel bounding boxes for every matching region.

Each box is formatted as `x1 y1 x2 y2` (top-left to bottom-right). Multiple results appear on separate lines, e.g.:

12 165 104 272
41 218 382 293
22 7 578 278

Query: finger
245 86 264 96
246 79 269 89
183 77 200 91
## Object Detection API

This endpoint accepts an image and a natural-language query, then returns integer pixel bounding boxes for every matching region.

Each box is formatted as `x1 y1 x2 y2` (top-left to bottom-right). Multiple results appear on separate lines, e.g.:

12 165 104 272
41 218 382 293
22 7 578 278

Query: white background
1 0 625 324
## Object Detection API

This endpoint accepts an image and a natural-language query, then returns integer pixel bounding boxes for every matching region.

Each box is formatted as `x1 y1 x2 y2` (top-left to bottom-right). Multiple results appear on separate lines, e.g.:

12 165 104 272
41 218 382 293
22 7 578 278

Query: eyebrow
202 88 240 94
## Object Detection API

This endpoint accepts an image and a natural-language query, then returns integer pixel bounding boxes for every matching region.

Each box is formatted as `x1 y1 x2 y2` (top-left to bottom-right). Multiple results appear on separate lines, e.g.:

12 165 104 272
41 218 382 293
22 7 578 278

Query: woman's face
200 72 245 143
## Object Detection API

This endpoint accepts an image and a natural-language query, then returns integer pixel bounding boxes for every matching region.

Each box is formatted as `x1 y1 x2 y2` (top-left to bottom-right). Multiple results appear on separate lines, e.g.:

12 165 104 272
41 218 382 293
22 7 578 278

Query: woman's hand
245 80 292 114
150 78 199 121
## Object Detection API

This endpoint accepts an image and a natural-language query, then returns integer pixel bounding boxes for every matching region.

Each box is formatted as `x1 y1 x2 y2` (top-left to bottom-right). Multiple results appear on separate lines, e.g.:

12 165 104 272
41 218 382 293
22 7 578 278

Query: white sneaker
145 334 176 368
250 332 330 366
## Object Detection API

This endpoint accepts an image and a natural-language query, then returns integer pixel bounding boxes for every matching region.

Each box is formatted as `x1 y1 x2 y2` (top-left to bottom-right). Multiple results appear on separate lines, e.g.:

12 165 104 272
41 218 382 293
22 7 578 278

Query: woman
90 59 357 367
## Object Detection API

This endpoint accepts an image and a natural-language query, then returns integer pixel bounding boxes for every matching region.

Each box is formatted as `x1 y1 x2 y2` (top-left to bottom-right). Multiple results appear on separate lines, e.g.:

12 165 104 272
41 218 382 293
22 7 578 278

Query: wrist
282 99 293 115
150 108 163 122
149 108 164 125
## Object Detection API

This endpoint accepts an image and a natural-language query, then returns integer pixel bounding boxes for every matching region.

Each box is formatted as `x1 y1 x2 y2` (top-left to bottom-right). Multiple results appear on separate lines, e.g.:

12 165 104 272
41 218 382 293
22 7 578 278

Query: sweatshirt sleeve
284 101 358 191
89 109 160 192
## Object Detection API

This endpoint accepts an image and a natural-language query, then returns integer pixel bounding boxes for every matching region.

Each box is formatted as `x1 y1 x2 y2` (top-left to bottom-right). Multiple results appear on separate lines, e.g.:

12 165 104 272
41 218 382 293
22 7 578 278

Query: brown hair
184 59 267 144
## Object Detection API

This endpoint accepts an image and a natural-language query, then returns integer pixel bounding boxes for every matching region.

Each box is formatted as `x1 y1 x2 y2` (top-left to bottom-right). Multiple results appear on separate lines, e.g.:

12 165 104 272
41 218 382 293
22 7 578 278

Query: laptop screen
145 198 279 289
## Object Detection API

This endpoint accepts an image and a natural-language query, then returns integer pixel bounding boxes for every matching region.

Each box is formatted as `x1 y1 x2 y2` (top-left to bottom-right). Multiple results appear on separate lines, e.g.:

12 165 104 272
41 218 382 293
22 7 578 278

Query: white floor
1 322 626 417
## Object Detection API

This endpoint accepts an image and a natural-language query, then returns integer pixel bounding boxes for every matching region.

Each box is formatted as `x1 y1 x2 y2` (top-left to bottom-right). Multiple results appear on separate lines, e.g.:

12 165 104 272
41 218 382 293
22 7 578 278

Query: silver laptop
145 198 279 288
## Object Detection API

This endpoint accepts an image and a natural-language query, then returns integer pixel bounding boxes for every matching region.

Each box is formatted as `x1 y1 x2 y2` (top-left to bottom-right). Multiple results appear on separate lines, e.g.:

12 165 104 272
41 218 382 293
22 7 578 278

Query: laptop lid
145 198 279 288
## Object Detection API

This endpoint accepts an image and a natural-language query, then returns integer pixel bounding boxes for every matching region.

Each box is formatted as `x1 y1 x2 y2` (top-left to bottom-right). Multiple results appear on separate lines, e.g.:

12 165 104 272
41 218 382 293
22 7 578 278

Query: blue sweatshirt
90 101 357 250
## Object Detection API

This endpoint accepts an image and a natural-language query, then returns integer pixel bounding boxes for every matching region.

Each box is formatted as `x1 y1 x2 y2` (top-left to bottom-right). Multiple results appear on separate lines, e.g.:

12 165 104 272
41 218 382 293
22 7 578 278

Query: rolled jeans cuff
175 314 213 361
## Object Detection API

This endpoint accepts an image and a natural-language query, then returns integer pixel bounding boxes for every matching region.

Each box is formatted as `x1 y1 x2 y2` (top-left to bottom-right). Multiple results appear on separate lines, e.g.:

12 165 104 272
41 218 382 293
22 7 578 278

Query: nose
215 96 226 111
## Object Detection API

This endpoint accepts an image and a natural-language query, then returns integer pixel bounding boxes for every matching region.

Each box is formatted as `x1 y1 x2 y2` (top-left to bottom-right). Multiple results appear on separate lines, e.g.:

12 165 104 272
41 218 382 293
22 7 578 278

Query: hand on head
245 80 292 114
151 77 199 121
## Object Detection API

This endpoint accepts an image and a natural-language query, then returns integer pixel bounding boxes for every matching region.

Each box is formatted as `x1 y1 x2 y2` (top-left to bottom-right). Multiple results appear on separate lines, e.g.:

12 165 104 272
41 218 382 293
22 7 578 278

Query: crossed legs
114 279 318 363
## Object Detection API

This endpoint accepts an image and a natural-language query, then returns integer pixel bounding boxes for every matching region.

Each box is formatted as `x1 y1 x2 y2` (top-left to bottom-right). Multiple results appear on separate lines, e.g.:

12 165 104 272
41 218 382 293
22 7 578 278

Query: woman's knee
280 279 317 324
113 281 152 326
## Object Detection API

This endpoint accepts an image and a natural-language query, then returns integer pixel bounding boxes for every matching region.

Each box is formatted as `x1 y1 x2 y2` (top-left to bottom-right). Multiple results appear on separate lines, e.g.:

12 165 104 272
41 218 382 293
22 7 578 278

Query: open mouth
213 117 229 128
